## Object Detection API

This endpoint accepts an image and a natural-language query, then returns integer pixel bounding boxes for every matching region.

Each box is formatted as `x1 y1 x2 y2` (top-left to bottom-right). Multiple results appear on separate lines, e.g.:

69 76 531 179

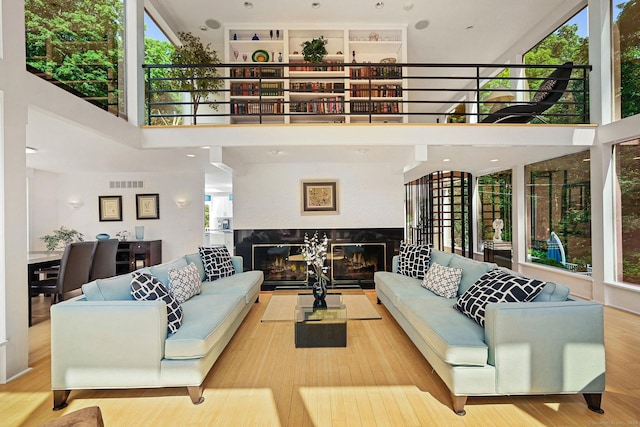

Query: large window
614 140 640 284
25 0 125 117
524 8 589 124
525 151 592 273
612 0 640 120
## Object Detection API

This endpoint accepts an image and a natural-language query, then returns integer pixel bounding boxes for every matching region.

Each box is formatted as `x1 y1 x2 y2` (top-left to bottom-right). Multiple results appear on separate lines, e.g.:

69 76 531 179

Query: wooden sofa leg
53 390 70 411
187 385 205 405
584 393 604 414
451 393 467 416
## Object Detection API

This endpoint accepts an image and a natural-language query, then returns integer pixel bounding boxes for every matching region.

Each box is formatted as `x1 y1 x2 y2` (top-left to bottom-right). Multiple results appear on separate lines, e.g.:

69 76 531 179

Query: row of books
231 100 284 115
290 97 345 114
290 82 345 93
230 67 284 78
350 66 402 79
351 101 401 114
230 82 284 96
290 61 345 72
350 84 402 98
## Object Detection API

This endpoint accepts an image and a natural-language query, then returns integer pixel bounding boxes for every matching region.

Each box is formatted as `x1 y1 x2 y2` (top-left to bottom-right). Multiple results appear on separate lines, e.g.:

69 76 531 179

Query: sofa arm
484 301 605 395
50 297 168 390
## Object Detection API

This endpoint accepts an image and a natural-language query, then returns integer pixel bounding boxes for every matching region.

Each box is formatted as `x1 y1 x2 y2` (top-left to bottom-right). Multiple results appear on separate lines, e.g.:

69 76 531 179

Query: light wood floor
3 291 640 426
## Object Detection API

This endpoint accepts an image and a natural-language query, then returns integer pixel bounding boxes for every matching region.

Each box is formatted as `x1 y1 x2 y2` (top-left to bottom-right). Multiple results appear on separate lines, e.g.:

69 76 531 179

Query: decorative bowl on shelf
96 233 110 240
380 57 396 63
252 49 269 62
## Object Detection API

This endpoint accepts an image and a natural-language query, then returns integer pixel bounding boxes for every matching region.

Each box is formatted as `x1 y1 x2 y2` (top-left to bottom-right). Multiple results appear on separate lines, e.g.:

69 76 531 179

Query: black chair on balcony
89 239 119 281
481 62 574 124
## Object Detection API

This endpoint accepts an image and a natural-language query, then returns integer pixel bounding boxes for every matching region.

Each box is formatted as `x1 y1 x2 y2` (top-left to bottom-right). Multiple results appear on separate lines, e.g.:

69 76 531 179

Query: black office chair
90 239 119 281
481 62 574 123
31 241 97 305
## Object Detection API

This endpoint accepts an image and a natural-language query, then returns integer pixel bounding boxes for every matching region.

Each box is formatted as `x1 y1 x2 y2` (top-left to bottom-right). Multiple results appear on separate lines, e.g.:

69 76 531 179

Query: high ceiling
26 0 587 190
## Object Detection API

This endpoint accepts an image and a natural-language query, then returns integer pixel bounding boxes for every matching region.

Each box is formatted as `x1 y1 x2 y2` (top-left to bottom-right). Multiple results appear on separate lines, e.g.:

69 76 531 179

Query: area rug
261 293 382 322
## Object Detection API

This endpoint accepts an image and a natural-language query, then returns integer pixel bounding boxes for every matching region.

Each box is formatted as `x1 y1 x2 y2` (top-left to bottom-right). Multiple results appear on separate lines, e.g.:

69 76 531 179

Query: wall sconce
67 200 84 209
175 199 191 208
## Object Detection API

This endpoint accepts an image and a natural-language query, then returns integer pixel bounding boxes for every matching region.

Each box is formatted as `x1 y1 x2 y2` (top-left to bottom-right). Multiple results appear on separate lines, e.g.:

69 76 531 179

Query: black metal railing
143 62 591 126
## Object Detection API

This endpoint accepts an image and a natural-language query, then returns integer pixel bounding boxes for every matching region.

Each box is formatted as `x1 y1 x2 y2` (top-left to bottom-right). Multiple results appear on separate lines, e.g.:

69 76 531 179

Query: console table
115 240 162 274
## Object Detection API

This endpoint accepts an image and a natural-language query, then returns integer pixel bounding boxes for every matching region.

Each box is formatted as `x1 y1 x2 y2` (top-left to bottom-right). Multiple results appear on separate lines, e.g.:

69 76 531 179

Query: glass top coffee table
294 293 347 348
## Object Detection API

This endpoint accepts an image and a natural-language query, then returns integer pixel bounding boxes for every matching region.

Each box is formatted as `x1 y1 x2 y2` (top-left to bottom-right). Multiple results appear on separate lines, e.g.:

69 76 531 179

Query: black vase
311 277 327 309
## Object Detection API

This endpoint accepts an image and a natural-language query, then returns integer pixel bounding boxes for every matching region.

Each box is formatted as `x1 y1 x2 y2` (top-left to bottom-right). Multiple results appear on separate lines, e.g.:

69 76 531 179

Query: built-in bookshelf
224 26 407 124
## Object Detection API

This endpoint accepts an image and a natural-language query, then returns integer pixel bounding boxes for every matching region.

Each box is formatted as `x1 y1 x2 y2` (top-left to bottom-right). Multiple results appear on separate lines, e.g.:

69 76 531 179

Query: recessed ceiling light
415 20 430 30
205 19 221 29
243 2 253 9
443 158 451 162
375 2 384 9
311 2 320 8
490 159 499 162
26 146 38 154
403 2 414 11
187 154 196 158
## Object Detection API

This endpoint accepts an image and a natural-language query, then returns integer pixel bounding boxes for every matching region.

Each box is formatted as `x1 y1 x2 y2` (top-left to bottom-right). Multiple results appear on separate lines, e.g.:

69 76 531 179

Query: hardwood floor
3 291 640 426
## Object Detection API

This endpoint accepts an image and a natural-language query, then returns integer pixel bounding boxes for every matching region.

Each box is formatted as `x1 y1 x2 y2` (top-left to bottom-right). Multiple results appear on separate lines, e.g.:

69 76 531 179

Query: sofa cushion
185 252 206 281
164 293 245 359
421 262 463 298
199 246 236 281
82 273 136 301
375 271 426 307
131 272 183 335
149 257 188 287
397 242 432 279
199 270 263 304
532 281 570 302
397 295 488 366
430 249 455 267
168 262 202 303
454 269 546 327
448 255 497 296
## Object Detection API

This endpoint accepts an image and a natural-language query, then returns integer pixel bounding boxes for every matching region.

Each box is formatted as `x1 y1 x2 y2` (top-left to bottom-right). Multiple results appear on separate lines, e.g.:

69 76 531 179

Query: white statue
492 218 504 242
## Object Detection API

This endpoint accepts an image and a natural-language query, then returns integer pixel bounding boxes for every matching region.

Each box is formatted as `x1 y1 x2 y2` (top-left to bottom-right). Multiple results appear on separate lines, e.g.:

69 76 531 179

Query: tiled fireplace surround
234 228 404 290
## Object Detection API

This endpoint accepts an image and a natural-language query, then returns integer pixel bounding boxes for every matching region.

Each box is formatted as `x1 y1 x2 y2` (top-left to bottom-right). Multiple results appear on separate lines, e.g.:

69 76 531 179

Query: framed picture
98 196 122 222
301 180 338 214
136 193 160 220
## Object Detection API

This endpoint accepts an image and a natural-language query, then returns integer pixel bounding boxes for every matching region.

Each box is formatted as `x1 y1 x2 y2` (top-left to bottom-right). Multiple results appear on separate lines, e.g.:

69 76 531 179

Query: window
25 0 125 117
612 0 640 120
477 172 512 249
525 151 592 273
523 8 589 124
614 140 640 284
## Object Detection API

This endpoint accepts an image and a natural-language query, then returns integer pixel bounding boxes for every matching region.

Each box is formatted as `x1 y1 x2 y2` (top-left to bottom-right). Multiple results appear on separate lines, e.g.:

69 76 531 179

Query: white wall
233 162 405 230
29 172 205 262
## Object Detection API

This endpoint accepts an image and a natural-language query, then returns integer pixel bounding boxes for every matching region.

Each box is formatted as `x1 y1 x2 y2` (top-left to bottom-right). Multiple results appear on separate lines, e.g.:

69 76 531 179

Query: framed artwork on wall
301 180 338 214
98 195 123 221
136 193 160 220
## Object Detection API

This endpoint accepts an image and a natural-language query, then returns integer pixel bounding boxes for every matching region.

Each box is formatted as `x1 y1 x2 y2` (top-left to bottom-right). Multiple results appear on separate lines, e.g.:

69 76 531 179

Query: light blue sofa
50 254 263 409
374 249 605 415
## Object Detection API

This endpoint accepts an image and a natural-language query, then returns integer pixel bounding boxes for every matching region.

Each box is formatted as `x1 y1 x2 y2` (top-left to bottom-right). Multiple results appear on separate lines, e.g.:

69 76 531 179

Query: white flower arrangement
300 231 329 281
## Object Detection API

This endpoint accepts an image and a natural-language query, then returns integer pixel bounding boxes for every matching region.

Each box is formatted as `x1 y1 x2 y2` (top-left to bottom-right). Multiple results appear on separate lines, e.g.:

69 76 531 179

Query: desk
28 251 62 326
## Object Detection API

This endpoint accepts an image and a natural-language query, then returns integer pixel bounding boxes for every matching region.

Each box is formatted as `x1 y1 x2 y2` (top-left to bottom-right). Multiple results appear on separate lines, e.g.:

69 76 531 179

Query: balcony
143 62 590 126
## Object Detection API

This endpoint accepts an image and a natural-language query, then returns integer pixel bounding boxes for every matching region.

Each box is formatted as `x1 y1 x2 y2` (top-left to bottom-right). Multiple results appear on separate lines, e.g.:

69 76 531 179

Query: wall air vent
109 180 144 189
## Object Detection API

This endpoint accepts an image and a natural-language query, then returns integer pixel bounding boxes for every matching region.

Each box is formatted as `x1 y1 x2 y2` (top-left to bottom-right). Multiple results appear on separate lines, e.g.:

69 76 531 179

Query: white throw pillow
168 262 202 303
421 262 463 298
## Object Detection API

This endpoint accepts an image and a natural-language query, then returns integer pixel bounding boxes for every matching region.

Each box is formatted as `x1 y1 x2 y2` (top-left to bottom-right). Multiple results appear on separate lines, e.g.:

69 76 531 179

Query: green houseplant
41 226 84 251
301 36 328 63
169 31 222 125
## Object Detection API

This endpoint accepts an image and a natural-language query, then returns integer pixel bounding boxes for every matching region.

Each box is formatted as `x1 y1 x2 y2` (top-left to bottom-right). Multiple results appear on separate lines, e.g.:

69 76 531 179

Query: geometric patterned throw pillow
168 262 202 304
131 272 183 335
421 262 463 298
398 242 432 279
199 246 236 282
454 269 547 327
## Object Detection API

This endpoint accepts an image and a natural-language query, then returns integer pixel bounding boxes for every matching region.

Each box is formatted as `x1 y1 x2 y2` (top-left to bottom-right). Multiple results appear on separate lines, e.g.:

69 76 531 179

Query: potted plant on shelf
301 36 328 63
169 31 222 125
40 226 84 251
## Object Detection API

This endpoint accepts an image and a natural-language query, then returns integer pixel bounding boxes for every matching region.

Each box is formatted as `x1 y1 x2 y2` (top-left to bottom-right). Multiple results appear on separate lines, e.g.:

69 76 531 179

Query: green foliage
40 226 84 251
144 37 182 125
301 37 328 63
25 0 124 111
615 0 640 118
169 32 222 125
